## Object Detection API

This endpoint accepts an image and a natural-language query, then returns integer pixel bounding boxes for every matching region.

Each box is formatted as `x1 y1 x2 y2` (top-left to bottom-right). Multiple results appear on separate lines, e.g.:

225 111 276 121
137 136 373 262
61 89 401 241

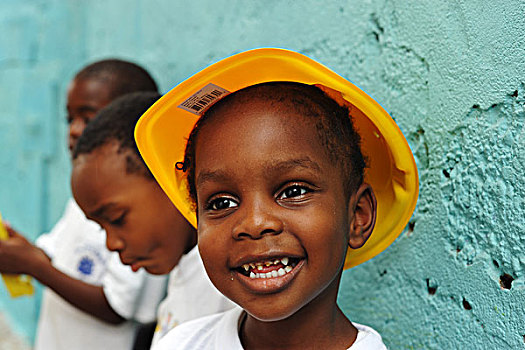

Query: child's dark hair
183 82 367 205
75 59 159 99
72 92 160 179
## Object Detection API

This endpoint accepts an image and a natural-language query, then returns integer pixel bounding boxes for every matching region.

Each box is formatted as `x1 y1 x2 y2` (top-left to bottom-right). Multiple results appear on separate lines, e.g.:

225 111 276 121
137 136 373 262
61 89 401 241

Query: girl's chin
242 304 300 323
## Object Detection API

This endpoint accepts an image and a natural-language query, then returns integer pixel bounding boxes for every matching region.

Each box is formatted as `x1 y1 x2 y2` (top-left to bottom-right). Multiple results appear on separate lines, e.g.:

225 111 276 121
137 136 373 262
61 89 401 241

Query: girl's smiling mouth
232 256 305 293
239 257 299 278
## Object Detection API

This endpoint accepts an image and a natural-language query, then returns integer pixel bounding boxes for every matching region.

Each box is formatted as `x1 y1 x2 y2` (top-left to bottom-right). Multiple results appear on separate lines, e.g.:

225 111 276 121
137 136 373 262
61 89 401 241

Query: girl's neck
239 298 357 350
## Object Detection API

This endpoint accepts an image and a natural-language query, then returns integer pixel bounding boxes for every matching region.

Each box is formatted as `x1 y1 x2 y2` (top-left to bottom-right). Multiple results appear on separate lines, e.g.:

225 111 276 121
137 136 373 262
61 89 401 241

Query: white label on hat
178 83 230 115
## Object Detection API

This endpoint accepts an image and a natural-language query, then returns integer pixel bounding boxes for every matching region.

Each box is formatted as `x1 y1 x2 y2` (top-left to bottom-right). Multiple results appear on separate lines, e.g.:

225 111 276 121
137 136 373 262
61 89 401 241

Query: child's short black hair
72 91 160 179
75 59 159 99
183 82 367 204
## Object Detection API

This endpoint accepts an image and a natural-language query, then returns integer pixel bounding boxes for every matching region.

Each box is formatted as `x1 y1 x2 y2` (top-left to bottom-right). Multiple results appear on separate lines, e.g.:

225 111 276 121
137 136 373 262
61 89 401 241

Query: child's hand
0 226 50 276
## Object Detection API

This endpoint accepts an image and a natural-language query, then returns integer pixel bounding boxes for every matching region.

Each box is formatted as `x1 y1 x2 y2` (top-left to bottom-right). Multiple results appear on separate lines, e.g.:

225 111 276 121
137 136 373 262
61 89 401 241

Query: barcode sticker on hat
178 83 230 115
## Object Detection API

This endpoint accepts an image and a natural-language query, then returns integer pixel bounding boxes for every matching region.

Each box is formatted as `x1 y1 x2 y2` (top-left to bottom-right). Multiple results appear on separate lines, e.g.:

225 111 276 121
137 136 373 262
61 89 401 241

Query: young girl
135 49 419 349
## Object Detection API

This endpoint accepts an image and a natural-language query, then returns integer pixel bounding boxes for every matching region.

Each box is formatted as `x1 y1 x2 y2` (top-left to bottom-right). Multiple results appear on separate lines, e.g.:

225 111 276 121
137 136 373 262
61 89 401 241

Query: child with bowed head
71 92 236 347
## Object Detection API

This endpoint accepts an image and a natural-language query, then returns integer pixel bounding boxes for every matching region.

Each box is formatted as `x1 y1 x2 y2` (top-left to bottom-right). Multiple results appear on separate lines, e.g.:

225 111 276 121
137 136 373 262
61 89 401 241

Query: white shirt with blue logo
34 199 167 350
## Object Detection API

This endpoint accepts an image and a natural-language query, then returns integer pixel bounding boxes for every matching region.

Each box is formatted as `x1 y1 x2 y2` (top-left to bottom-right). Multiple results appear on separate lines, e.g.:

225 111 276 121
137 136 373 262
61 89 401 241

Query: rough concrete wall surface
0 0 523 348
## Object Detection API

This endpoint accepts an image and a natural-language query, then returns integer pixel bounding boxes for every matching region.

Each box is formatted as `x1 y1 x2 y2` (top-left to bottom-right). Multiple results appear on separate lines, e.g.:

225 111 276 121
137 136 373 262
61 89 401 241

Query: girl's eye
207 197 238 211
278 185 311 200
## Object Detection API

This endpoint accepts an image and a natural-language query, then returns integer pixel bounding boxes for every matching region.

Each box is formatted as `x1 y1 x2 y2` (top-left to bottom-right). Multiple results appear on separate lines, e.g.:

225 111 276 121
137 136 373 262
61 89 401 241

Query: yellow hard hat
135 48 419 269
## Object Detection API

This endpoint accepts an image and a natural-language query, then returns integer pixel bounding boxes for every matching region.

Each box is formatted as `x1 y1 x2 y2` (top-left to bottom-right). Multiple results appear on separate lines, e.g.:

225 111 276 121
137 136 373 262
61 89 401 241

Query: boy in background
0 59 166 350
135 49 418 349
71 92 235 347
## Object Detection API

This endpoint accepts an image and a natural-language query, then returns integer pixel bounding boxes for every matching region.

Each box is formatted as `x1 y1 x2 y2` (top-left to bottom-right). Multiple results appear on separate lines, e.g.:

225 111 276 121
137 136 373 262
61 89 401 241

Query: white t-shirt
34 199 167 350
153 307 387 350
151 246 236 346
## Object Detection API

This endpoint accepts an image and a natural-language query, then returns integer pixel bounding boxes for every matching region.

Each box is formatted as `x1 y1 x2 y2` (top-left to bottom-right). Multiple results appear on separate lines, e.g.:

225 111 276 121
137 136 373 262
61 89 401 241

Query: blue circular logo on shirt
78 256 94 275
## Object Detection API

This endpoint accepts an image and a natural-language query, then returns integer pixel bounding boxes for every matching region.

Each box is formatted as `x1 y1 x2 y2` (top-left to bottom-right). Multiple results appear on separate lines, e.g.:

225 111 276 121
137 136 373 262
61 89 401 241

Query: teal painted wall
0 0 523 348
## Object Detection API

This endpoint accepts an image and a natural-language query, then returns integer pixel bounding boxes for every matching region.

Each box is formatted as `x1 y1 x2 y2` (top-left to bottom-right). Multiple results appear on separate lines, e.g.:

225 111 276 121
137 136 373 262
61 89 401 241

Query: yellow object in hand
0 213 34 298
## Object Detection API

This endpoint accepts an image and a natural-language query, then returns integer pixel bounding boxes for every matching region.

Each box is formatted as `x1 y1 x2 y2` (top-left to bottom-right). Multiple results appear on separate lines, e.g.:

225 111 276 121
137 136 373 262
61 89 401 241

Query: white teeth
242 257 297 279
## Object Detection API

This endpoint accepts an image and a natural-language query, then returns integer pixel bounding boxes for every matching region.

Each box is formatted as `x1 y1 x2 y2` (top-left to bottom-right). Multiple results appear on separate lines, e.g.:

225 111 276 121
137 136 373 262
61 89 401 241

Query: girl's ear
348 183 377 249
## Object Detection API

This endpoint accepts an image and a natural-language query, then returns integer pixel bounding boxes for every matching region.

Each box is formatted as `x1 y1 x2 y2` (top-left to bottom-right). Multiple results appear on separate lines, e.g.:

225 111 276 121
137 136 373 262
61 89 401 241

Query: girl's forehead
203 98 316 136
195 105 327 171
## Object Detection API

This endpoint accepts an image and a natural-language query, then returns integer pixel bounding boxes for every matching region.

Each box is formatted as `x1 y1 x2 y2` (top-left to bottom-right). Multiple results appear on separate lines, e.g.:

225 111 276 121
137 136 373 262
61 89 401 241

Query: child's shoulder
153 306 243 350
350 322 387 350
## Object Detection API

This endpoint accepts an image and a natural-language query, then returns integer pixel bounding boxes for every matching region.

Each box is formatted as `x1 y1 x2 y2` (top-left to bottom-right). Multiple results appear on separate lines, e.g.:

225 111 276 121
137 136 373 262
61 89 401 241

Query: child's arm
0 225 124 324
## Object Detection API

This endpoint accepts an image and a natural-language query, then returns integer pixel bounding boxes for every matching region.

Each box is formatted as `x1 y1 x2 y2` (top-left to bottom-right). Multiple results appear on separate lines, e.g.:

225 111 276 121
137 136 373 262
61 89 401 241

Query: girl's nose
231 196 283 240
